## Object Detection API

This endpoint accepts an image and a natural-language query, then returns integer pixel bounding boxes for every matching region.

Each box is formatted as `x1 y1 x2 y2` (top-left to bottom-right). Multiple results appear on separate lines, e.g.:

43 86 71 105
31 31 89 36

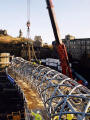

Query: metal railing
9 57 90 120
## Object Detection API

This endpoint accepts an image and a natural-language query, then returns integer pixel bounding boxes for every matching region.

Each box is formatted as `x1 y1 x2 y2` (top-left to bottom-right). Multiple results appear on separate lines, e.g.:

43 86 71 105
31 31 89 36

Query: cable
27 0 30 39
27 0 31 61
26 0 39 63
27 0 30 21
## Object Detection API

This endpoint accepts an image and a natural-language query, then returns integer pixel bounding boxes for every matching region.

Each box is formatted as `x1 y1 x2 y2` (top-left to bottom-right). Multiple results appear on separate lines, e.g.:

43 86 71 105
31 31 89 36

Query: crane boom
46 0 72 78
46 0 62 44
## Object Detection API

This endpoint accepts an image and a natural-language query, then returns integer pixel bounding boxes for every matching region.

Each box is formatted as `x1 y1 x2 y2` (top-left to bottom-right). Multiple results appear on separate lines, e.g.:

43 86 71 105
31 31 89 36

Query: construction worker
31 111 42 120
53 116 59 120
66 114 74 120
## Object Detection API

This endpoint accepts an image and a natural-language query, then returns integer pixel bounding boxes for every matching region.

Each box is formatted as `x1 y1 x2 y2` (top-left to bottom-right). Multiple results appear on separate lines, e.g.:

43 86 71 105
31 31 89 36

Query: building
19 29 23 38
63 35 90 60
34 36 43 47
0 29 7 35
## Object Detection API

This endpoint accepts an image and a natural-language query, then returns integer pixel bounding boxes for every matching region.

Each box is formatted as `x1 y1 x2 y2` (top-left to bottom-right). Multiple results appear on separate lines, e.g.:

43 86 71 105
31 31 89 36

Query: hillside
0 35 29 44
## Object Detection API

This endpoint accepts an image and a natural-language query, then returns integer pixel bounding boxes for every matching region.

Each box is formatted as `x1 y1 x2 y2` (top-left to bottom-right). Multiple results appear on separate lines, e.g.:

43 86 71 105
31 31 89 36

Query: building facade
63 35 90 60
0 29 7 35
34 36 43 47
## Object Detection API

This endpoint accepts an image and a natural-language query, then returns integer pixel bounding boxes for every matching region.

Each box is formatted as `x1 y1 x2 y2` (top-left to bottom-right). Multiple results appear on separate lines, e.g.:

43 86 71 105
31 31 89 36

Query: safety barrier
9 57 90 120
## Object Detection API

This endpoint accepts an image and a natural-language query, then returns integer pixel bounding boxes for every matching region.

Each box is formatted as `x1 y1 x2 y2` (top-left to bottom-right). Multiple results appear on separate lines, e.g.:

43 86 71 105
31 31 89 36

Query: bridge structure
8 57 90 120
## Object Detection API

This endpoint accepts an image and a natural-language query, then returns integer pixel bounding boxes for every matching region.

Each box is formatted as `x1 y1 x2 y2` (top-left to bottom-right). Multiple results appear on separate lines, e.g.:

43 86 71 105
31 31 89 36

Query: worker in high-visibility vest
33 62 36 65
31 111 42 120
53 115 59 120
67 114 74 120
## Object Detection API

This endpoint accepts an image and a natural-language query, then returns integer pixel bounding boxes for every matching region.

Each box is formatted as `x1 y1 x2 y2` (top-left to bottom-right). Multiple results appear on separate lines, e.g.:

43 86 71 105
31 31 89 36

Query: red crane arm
46 0 73 78
57 44 72 78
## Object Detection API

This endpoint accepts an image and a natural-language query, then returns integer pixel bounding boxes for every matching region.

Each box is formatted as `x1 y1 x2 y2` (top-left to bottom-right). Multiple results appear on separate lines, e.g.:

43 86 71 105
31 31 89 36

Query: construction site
0 0 90 120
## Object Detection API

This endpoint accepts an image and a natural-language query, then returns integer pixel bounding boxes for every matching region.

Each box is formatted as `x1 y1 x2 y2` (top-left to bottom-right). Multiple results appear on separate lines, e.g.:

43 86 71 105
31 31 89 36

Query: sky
0 0 90 44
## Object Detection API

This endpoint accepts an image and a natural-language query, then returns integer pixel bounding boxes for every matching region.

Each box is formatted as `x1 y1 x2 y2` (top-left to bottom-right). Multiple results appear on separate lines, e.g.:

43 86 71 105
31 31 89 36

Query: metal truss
9 57 90 120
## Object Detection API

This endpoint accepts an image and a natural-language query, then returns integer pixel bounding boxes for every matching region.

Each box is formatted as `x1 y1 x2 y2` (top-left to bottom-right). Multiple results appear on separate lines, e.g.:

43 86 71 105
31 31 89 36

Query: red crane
46 0 73 78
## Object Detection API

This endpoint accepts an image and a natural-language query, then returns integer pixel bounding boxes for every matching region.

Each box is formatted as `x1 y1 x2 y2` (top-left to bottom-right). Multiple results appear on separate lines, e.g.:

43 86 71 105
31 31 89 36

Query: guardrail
9 57 90 120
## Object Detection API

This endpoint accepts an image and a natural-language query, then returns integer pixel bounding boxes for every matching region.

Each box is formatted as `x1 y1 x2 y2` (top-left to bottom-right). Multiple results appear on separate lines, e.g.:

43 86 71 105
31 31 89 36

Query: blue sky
0 0 90 44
